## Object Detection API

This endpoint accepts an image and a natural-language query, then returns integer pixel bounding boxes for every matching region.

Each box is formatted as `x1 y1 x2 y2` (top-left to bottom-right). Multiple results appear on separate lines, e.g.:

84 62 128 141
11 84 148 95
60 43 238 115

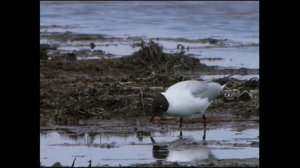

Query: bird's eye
159 105 163 108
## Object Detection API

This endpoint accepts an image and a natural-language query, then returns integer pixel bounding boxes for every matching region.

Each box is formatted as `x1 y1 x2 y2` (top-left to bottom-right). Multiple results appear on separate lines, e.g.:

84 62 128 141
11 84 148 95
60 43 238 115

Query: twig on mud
71 157 76 167
88 160 92 167
139 88 144 108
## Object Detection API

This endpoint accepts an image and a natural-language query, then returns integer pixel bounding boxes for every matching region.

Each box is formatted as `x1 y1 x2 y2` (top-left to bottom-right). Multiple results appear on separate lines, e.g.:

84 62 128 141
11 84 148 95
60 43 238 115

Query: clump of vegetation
40 40 258 126
119 40 208 72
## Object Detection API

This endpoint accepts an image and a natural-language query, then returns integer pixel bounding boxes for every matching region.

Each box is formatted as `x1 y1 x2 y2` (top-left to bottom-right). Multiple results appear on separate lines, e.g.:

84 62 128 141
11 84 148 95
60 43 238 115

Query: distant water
40 1 259 44
40 1 259 69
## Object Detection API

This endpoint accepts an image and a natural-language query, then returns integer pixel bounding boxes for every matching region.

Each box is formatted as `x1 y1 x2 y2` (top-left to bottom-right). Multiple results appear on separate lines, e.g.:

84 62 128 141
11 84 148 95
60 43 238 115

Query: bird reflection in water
150 136 170 166
150 134 213 164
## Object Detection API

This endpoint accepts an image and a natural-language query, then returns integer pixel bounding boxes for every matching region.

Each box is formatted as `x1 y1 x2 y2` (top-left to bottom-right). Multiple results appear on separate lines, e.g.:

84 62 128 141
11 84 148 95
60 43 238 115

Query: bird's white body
161 80 223 117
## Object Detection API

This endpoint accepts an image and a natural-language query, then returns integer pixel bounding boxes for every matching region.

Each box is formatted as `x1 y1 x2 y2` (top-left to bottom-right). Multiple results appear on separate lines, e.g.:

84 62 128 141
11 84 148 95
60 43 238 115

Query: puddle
40 123 259 167
201 74 259 81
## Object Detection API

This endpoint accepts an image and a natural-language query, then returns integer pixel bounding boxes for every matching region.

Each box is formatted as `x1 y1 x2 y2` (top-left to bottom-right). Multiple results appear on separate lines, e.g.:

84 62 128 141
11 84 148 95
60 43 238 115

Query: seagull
149 79 227 139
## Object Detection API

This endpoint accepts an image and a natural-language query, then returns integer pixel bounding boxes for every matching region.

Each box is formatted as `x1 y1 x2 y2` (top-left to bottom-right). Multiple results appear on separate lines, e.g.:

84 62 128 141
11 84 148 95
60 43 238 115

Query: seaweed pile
40 41 259 126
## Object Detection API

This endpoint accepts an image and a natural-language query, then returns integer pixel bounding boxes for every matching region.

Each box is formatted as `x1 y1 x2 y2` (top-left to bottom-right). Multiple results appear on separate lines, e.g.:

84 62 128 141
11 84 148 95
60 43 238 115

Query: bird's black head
149 94 169 123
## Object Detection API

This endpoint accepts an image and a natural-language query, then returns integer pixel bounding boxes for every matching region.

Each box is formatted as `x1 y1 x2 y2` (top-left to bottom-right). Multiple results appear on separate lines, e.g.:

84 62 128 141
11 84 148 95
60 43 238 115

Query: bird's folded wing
187 81 221 101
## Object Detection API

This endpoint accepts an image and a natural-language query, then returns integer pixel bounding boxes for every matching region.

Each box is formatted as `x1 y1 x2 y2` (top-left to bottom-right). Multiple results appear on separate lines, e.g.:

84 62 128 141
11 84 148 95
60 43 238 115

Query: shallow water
199 47 259 69
40 124 259 167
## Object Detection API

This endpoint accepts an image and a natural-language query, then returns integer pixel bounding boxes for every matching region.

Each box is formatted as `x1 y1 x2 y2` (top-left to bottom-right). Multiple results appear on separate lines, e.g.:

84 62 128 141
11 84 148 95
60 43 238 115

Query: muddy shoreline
40 38 259 126
40 32 259 167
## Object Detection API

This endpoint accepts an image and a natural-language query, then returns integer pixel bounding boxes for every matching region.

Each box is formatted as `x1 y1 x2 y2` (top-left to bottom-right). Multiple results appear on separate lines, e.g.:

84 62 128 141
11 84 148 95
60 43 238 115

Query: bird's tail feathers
211 75 233 86
221 83 227 90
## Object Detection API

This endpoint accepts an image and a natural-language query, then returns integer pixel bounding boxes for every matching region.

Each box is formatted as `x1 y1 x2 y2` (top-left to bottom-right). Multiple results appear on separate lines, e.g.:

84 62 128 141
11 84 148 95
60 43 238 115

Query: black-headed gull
150 80 226 138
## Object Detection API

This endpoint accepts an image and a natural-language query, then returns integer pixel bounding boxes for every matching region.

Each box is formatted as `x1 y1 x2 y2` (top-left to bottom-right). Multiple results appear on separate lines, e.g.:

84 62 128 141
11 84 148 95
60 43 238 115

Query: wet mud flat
40 33 259 167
